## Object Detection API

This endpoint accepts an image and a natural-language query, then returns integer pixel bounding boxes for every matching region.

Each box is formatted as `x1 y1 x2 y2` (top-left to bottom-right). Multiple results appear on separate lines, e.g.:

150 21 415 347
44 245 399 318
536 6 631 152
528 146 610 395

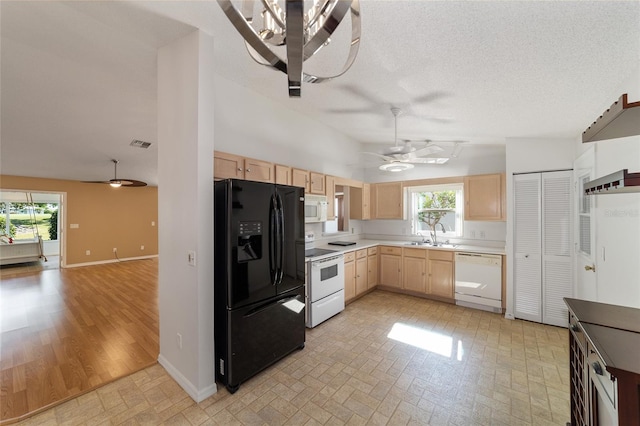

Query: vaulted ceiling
2 1 639 186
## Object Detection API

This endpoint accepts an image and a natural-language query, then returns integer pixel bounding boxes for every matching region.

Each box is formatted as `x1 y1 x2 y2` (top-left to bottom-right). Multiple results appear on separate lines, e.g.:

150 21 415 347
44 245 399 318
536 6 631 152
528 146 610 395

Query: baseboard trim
157 355 217 403
64 255 158 268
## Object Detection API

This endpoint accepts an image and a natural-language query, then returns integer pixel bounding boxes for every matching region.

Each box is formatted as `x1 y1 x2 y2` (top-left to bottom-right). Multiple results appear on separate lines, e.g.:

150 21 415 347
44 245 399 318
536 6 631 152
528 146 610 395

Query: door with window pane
573 148 597 301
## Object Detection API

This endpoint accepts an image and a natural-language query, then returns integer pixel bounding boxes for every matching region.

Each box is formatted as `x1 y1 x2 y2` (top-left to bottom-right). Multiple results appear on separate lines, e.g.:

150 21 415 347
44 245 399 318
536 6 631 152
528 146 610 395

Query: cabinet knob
246 168 251 172
237 167 242 171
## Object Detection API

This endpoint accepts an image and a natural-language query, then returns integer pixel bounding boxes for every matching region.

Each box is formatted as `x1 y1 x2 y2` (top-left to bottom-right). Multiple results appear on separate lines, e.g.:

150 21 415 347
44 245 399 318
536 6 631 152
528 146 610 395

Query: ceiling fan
363 108 465 172
85 159 147 187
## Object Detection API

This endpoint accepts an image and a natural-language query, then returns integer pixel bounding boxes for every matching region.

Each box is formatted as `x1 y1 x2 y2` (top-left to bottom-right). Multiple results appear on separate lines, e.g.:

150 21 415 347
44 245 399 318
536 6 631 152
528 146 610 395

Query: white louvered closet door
514 173 542 323
542 171 573 327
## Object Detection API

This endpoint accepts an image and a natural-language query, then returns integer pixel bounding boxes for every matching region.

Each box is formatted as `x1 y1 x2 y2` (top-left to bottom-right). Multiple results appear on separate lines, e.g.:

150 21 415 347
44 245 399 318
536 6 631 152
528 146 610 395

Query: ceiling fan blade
82 179 147 187
412 145 445 157
411 91 450 105
361 152 395 161
117 179 147 187
408 157 450 164
325 106 379 114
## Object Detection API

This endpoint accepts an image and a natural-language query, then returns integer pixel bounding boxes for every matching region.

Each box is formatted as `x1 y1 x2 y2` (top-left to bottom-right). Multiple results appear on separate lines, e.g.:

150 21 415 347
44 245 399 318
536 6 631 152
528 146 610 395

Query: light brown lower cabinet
355 249 368 296
428 250 454 298
344 251 356 302
403 248 427 293
367 247 378 290
378 246 454 302
379 246 402 289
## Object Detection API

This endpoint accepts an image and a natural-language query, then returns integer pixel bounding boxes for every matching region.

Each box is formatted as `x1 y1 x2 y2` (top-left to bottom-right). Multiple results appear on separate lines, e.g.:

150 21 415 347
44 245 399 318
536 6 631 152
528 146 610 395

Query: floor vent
130 139 152 149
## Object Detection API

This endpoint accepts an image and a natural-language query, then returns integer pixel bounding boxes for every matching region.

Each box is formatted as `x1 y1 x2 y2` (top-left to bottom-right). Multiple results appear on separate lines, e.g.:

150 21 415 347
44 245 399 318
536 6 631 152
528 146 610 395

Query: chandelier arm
306 0 334 28
303 0 349 60
302 0 361 83
242 0 256 21
260 0 286 29
217 0 288 74
286 0 304 97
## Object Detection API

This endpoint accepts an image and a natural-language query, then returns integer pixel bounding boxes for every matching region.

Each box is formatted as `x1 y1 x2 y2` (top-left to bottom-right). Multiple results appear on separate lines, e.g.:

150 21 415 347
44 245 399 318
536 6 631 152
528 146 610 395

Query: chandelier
218 0 361 97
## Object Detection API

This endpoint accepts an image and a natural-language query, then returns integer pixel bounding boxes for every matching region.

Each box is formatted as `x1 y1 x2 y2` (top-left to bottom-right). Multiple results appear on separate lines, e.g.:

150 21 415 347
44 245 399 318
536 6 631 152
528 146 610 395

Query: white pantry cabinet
513 170 573 327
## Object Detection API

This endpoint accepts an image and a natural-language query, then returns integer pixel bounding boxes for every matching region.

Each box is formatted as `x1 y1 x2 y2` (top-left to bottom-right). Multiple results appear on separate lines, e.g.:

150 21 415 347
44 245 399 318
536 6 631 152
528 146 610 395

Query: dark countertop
564 297 640 333
580 322 640 375
564 298 640 376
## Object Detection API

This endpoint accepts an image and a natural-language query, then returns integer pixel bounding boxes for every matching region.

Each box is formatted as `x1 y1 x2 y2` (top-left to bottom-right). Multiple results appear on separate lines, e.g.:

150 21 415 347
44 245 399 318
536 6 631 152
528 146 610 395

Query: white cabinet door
542 171 573 327
513 171 573 327
514 173 542 322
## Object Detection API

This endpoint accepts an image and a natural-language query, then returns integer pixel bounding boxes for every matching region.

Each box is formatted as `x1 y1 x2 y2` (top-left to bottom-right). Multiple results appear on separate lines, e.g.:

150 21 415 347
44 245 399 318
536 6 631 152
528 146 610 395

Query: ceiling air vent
130 139 152 149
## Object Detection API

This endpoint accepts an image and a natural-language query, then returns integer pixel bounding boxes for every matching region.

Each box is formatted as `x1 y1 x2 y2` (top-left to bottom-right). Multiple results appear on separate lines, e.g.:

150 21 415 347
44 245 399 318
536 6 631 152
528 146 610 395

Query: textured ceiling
2 1 640 186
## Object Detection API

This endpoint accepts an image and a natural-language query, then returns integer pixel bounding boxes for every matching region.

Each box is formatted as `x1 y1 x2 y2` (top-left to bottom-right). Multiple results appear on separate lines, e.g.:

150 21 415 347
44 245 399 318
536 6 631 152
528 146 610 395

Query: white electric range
304 247 344 328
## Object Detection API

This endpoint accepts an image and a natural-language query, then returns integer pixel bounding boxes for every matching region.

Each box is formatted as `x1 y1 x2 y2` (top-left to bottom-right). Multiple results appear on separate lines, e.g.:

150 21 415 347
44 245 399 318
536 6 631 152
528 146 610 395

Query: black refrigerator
214 179 306 393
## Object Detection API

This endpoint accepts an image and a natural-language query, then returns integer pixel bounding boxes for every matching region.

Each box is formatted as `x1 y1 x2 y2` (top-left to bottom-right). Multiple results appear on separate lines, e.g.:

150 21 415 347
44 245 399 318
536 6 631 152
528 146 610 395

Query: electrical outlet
188 250 196 266
113 247 117 253
480 231 486 239
470 230 476 238
140 245 144 251
176 333 182 350
85 250 91 256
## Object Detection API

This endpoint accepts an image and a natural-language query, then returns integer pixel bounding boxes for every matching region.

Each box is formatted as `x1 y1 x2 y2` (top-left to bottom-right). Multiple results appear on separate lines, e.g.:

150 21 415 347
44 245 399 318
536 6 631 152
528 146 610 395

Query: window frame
407 183 464 238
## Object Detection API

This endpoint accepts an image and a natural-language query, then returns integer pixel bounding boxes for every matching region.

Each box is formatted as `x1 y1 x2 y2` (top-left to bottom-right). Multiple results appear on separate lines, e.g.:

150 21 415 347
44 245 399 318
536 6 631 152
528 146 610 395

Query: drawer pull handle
584 264 596 272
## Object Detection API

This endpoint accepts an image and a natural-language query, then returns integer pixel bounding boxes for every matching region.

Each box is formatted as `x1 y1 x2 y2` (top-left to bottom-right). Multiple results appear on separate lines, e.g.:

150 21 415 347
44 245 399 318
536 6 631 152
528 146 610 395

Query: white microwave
304 194 328 223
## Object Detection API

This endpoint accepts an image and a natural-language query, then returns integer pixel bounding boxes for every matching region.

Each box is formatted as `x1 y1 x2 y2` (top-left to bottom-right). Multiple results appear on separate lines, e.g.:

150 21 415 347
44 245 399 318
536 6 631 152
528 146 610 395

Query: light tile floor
18 290 570 425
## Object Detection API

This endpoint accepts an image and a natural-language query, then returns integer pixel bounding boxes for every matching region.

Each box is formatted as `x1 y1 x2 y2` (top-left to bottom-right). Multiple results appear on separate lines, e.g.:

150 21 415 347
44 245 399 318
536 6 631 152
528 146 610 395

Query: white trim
158 354 218 402
63 254 158 268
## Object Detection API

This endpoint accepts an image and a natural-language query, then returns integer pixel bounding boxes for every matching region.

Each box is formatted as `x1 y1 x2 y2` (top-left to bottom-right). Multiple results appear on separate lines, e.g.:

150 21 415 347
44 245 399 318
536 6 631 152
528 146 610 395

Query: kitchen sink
404 241 458 248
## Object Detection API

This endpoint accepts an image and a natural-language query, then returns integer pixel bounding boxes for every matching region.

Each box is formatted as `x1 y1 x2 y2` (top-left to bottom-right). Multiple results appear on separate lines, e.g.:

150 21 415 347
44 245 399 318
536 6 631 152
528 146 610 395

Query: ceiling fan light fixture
379 162 414 172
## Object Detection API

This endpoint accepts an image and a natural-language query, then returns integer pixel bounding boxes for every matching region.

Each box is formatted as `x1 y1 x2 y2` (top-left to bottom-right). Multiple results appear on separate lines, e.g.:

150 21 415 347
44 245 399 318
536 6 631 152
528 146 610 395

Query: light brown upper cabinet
325 175 336 220
349 183 371 220
275 164 292 185
372 182 403 219
214 151 244 180
292 168 310 192
214 151 274 183
244 158 275 183
464 173 506 221
309 172 325 194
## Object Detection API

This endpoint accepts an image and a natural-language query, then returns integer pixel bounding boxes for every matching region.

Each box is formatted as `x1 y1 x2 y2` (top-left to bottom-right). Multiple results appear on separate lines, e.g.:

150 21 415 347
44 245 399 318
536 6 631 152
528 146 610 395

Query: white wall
573 57 640 308
504 137 576 319
592 137 640 307
214 75 362 181
157 30 216 402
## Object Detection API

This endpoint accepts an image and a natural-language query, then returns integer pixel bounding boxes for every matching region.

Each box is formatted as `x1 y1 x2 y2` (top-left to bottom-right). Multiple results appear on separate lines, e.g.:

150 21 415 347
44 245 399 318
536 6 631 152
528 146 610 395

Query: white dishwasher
454 252 502 313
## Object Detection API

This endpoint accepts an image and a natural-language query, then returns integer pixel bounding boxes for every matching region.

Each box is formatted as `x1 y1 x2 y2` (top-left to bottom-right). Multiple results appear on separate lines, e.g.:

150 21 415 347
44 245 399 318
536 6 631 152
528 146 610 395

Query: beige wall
1 175 158 266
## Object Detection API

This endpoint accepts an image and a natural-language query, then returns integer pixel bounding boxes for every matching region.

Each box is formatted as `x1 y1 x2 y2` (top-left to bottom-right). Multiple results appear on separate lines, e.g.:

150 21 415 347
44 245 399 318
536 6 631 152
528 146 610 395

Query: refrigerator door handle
269 194 278 285
276 192 285 285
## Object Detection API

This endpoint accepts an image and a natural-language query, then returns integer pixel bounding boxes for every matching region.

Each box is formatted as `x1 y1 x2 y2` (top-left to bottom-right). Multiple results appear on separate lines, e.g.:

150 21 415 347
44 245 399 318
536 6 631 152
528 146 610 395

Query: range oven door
587 341 618 425
309 254 344 302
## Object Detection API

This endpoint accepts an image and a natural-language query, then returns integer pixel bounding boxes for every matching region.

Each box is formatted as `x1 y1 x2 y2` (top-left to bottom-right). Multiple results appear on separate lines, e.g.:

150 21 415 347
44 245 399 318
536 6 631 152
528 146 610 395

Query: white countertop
305 239 505 261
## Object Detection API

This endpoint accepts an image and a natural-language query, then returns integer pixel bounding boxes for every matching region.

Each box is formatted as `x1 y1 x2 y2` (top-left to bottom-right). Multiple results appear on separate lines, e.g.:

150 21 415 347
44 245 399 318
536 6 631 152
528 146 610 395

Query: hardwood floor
0 258 159 423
